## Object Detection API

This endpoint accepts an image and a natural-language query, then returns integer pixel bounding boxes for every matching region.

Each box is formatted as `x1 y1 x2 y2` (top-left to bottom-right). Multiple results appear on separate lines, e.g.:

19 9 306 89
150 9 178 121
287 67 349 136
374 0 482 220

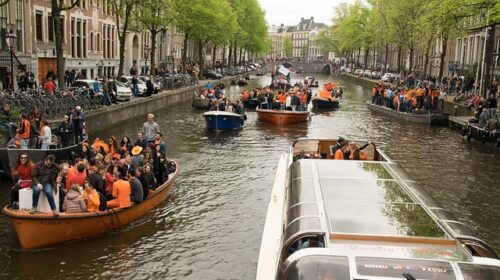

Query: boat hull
367 102 448 125
203 111 244 130
311 96 339 109
0 144 81 178
242 99 260 110
192 97 211 109
2 162 178 249
256 109 309 125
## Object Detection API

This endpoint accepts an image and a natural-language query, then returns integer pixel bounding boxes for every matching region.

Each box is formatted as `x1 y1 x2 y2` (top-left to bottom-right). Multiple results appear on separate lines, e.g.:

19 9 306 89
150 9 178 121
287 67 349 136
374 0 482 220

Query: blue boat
203 111 245 130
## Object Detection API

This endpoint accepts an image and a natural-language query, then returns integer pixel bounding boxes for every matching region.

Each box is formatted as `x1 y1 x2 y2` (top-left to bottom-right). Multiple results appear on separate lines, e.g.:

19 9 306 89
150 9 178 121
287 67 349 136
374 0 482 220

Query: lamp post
5 23 17 92
144 45 150 75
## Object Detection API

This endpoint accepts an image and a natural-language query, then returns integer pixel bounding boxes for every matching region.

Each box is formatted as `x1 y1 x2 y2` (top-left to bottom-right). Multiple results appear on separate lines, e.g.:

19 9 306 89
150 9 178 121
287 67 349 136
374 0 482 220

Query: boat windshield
458 263 500 280
355 257 456 279
281 255 350 280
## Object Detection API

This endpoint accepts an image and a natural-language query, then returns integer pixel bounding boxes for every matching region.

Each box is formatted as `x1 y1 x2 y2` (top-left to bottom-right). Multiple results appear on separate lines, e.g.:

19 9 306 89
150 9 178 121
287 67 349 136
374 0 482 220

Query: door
38 58 57 83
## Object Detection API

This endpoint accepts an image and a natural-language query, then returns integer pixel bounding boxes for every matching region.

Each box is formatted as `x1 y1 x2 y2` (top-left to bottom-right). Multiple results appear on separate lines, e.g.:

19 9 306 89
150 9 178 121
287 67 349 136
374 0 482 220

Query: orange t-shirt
66 167 88 190
416 88 425 97
112 179 131 208
278 94 287 103
334 149 344 160
18 119 31 139
300 94 308 103
83 189 100 212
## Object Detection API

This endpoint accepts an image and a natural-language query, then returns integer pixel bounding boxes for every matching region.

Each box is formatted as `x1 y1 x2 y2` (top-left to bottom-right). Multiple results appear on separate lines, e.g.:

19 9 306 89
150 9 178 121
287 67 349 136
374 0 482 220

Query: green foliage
283 34 293 58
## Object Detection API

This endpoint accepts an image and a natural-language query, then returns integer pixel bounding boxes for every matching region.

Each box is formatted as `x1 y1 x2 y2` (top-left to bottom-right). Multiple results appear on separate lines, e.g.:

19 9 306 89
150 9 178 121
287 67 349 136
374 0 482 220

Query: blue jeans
0 122 17 140
132 84 139 97
32 183 56 210
20 138 29 149
41 143 50 150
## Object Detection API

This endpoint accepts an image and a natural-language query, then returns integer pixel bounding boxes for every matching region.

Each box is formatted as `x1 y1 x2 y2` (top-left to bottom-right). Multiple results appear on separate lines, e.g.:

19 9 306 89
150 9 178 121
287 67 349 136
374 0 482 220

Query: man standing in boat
142 113 160 144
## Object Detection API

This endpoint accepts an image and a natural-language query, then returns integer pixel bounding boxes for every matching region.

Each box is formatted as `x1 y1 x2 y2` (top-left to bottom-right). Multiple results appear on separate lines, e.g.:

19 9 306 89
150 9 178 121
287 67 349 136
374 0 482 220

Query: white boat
257 138 500 279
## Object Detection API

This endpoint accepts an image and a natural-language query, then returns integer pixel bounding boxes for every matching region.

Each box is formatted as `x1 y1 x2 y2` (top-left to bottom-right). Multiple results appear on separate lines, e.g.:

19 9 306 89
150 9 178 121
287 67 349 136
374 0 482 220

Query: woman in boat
135 167 150 200
105 164 117 199
143 164 157 191
152 144 166 185
10 153 35 209
83 179 100 212
120 136 133 157
80 142 92 161
108 136 119 156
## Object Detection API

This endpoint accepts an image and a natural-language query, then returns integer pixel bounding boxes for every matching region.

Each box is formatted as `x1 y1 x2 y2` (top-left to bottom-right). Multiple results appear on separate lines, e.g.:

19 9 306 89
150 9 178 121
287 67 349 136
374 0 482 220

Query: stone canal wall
341 73 473 117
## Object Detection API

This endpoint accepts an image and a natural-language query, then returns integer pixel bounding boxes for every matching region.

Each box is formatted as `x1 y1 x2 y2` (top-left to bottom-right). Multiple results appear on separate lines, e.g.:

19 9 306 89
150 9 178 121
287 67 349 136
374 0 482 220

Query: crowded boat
311 82 342 109
370 82 443 113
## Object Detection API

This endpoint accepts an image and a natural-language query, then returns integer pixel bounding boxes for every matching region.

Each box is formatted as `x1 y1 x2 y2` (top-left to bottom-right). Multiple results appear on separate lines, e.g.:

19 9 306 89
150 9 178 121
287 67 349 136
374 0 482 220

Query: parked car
112 80 133 101
119 76 147 96
371 71 381 79
381 73 392 82
73 79 103 97
362 70 372 78
138 76 161 93
203 69 223 79
354 69 364 76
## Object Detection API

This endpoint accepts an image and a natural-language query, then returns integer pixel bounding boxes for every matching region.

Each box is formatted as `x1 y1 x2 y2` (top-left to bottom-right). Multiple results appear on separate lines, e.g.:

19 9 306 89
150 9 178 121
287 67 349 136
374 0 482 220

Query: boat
461 120 500 147
0 143 81 179
311 96 340 109
192 97 211 109
237 79 249 86
256 108 309 126
242 98 260 110
203 110 245 130
367 102 448 125
2 161 179 249
256 138 500 279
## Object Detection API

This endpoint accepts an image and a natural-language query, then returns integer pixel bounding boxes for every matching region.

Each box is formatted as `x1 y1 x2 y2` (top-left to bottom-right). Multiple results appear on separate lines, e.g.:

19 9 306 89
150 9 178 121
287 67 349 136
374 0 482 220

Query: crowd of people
371 82 444 113
1 103 86 149
293 137 373 161
240 85 311 111
9 113 172 216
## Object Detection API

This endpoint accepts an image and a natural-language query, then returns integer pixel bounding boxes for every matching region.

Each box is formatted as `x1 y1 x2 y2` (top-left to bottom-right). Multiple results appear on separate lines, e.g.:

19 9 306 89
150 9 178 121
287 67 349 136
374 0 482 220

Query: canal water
0 74 499 279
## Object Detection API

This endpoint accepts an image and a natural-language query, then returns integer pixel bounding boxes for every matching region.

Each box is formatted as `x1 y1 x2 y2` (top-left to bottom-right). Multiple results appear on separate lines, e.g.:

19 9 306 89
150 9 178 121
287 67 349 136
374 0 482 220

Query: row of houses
343 26 500 80
268 17 330 61
0 0 234 87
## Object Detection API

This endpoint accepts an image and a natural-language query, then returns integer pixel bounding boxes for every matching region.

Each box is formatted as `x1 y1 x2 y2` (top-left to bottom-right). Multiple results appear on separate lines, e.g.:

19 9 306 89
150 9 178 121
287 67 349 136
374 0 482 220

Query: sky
257 0 344 26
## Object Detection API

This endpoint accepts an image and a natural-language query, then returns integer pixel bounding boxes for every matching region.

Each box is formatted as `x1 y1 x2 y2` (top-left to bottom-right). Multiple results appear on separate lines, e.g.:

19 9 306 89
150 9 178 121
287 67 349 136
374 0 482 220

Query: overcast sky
257 0 341 26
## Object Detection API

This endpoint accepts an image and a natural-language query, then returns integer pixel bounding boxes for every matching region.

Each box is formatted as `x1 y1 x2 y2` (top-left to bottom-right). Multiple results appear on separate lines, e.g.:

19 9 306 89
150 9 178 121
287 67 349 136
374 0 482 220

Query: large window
36 11 43 41
0 5 7 50
71 18 75 57
48 15 54 42
16 0 23 51
83 20 87 57
76 19 81 58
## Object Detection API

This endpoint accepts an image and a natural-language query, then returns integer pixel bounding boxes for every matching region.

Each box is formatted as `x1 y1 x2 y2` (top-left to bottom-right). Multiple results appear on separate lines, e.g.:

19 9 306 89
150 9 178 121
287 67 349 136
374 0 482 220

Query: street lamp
4 23 17 92
144 45 150 75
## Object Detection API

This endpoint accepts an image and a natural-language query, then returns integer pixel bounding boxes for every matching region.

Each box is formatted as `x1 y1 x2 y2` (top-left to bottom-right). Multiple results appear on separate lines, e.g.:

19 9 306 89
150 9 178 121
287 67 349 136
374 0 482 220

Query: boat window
286 203 318 226
285 235 326 258
319 178 412 204
456 237 499 259
458 263 500 280
283 217 322 245
315 160 393 180
355 257 456 280
404 182 441 208
287 177 316 208
444 221 476 237
281 255 350 280
291 160 312 179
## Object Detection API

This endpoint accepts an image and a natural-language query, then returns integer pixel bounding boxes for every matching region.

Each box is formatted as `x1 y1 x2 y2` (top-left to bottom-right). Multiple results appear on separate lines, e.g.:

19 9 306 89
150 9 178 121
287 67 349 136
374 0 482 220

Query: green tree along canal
0 74 498 279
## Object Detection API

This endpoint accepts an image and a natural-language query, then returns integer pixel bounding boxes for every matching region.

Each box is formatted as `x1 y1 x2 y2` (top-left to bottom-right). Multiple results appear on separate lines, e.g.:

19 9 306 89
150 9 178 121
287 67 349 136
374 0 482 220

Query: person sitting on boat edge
30 154 59 216
10 153 35 210
127 168 144 204
106 171 132 209
63 184 87 213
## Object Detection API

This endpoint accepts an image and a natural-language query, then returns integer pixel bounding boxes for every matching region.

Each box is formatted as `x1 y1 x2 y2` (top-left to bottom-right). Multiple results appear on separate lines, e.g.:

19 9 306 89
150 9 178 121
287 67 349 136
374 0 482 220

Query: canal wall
341 73 473 117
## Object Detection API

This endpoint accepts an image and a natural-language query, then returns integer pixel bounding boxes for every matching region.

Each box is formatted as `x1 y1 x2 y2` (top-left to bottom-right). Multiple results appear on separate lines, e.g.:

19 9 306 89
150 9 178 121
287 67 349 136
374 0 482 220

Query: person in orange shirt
83 180 100 212
44 77 57 95
65 158 87 191
334 146 345 160
107 172 132 208
16 113 31 149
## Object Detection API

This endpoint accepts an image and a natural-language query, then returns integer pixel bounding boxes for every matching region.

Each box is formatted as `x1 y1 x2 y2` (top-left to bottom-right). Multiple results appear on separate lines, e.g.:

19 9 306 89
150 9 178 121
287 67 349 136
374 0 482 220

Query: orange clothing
371 87 377 96
44 81 56 94
277 94 286 103
334 149 344 160
360 151 368 160
300 94 308 103
66 167 87 190
18 119 31 139
319 90 331 99
416 88 425 97
83 189 100 212
107 179 131 208
431 90 440 98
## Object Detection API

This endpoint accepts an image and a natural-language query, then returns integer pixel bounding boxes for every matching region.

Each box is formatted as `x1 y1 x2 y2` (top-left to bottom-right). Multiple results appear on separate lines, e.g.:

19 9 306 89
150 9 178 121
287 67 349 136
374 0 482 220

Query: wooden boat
192 97 211 109
2 161 179 249
0 143 81 179
311 96 340 109
256 138 500 279
367 101 448 125
242 98 260 110
256 108 309 125
203 110 245 130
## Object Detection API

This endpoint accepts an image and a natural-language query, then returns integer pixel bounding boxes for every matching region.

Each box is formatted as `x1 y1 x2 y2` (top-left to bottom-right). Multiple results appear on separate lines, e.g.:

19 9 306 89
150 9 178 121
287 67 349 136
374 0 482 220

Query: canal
0 73 499 279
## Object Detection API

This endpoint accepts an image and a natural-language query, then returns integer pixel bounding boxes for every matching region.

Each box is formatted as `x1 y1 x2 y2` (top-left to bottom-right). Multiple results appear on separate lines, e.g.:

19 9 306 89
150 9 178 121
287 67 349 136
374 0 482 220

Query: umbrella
281 62 293 69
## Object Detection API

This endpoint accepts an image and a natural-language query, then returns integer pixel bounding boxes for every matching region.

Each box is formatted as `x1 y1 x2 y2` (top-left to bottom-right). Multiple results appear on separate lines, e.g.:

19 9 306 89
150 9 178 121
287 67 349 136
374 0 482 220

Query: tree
52 0 80 89
135 0 175 74
283 34 292 58
300 45 309 59
112 0 139 78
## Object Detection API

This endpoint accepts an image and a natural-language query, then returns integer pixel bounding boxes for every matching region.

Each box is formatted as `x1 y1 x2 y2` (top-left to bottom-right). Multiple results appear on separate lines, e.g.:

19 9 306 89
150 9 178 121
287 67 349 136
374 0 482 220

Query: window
71 18 75 57
76 19 81 58
48 15 54 42
90 32 93 51
83 20 87 57
97 33 100 52
0 5 6 50
16 0 23 51
36 11 43 41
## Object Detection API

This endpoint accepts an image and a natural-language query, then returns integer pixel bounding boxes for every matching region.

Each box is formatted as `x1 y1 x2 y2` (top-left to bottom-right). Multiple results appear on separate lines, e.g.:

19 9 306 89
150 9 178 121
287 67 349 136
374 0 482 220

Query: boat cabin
275 139 500 279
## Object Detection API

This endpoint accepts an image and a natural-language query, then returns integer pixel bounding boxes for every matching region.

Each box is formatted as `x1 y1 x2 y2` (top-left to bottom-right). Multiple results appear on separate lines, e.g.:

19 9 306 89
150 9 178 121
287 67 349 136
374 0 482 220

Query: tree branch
61 0 80 11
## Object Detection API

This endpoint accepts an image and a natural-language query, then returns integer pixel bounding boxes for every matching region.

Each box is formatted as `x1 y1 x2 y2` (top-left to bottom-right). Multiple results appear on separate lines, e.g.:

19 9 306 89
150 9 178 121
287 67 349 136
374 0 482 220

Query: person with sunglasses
10 153 35 209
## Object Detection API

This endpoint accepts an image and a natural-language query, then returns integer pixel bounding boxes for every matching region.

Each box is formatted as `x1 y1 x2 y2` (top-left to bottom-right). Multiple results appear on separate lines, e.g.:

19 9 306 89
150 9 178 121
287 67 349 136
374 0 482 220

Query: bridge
269 61 336 75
